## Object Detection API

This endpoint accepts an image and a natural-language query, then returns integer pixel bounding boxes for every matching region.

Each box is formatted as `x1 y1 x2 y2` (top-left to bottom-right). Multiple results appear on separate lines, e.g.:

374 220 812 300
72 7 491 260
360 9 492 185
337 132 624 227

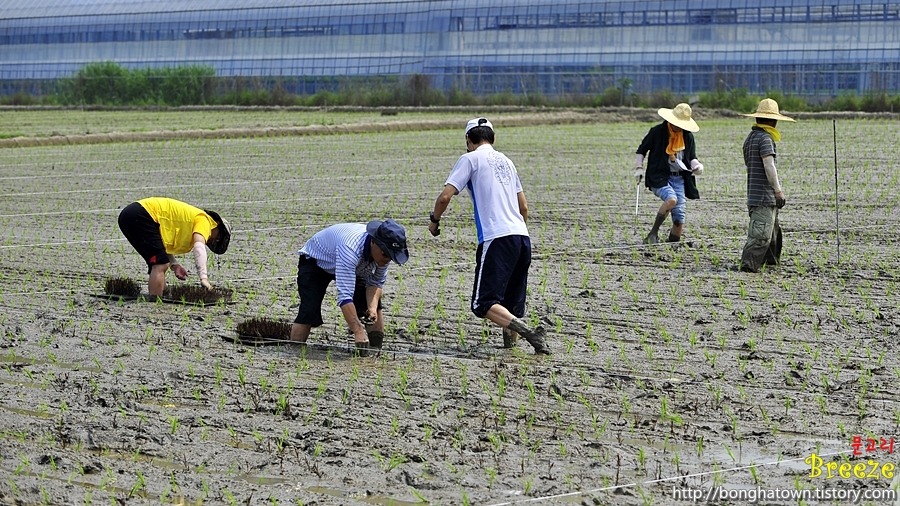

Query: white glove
634 167 644 183
690 159 704 176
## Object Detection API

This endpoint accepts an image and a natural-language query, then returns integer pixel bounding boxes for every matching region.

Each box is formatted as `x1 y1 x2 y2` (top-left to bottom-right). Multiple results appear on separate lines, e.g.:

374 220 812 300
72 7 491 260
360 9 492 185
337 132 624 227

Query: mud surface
0 115 898 505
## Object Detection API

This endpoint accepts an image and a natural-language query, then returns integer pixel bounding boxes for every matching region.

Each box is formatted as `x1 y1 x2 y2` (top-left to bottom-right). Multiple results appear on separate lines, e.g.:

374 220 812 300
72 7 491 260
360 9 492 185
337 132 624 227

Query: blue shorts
652 174 686 224
471 235 531 318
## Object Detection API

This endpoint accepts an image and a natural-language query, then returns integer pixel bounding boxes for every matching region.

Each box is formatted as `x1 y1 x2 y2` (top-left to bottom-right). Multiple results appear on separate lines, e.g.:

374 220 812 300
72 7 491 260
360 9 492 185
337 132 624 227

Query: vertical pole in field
634 182 641 235
833 119 840 264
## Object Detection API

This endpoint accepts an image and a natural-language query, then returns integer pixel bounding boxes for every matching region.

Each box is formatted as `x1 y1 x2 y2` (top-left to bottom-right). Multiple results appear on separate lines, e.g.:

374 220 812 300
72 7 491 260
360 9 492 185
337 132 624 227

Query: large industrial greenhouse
1 0 898 97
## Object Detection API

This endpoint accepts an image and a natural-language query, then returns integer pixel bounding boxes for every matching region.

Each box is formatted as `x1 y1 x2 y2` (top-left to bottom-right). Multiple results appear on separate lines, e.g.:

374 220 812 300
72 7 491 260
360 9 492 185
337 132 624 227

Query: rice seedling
3 113 899 505
235 318 290 341
163 285 233 304
104 277 141 298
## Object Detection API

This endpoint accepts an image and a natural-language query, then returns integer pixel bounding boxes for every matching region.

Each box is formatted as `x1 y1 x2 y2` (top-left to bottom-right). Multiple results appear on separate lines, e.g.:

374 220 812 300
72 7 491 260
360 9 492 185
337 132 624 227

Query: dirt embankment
2 106 893 148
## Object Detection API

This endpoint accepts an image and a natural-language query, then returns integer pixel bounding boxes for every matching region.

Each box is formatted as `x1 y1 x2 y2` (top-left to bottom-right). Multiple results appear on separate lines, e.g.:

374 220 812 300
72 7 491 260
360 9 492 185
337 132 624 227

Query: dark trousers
293 255 381 326
471 235 531 318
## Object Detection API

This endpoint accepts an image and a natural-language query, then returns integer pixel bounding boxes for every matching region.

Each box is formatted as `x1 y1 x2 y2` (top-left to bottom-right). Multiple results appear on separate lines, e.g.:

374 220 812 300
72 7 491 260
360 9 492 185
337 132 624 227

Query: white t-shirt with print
445 144 529 243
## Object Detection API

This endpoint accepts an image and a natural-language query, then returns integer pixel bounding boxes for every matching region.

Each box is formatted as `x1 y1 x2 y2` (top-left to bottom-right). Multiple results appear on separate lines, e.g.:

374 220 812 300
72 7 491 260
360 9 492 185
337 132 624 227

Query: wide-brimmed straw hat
657 103 699 132
741 98 796 122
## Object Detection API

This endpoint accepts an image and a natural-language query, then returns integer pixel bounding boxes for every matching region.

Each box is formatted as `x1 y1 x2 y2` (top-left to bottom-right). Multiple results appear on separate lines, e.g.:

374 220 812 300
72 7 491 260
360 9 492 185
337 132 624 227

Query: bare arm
365 285 382 321
762 156 782 193
431 184 459 220
166 253 188 281
517 192 529 223
340 302 368 344
429 184 459 236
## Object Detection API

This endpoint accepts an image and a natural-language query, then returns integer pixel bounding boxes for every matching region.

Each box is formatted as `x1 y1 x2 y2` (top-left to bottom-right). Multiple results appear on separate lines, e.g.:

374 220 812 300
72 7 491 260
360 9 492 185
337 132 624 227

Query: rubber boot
507 318 551 355
502 329 519 348
353 342 369 357
667 231 681 243
367 330 385 349
644 212 668 245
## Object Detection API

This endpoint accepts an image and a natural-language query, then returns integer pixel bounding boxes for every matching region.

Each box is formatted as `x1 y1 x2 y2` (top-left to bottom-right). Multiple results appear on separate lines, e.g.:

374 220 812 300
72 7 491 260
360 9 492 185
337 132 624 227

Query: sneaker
502 329 519 348
521 326 551 355
643 232 659 245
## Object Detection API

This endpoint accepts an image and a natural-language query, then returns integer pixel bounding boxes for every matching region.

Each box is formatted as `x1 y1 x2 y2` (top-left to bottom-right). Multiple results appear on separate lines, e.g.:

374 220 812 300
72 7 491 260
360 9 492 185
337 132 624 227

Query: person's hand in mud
171 263 188 280
360 308 377 326
199 277 213 291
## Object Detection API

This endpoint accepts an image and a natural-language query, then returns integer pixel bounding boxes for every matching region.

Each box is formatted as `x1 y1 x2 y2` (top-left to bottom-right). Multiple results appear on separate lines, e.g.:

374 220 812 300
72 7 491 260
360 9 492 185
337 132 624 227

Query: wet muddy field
0 112 898 505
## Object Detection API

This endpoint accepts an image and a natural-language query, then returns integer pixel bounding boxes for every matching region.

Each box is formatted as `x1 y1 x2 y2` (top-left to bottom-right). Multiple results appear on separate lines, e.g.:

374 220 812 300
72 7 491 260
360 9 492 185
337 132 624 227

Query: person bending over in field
740 98 795 272
634 103 705 244
117 197 232 296
428 117 550 355
290 220 409 354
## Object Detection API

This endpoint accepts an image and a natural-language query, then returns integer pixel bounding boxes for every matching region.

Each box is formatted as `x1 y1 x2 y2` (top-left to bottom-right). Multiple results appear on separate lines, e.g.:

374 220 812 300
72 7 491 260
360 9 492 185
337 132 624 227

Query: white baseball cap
465 117 493 135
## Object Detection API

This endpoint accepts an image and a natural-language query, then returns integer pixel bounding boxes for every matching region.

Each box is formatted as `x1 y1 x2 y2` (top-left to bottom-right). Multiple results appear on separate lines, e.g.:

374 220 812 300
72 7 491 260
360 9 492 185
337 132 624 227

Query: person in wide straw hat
634 103 706 244
739 98 796 272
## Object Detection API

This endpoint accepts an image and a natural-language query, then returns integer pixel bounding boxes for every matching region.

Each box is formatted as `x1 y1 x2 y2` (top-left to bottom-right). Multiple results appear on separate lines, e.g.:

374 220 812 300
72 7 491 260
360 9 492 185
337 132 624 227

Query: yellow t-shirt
138 197 216 255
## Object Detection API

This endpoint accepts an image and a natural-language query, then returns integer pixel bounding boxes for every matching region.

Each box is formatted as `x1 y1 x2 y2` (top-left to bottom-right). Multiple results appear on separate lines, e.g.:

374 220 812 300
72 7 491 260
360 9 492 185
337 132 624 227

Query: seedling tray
90 290 234 306
224 318 292 346
99 277 233 305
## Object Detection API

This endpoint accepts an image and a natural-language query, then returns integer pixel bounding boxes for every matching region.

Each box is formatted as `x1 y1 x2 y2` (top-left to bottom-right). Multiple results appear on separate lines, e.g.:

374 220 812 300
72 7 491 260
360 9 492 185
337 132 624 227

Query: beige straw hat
742 98 796 122
657 103 699 132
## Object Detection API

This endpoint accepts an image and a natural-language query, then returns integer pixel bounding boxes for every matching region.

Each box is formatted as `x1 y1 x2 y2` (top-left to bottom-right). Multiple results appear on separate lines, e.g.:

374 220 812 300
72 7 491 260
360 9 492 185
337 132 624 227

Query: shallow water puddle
306 485 424 505
0 403 52 418
1 466 199 503
0 376 46 389
237 473 293 486
706 438 844 475
0 352 101 373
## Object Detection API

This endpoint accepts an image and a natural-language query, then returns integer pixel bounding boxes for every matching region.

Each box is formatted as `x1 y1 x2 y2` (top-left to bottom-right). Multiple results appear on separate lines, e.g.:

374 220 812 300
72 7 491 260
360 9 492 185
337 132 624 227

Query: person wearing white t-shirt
428 118 550 355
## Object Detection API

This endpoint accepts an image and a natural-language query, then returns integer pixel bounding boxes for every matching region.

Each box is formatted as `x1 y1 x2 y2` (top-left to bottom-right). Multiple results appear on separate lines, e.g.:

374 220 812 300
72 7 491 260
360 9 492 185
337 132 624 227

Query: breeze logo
804 454 895 480
805 435 896 480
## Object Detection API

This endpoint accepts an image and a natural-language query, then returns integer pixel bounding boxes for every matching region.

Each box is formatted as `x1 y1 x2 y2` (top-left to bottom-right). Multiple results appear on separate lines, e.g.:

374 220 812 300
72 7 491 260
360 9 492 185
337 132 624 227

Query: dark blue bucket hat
366 219 409 265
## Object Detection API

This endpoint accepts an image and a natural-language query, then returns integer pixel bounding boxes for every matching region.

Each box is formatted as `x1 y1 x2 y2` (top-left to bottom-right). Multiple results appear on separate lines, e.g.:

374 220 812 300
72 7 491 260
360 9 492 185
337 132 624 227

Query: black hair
204 209 231 254
466 125 495 145
756 117 778 126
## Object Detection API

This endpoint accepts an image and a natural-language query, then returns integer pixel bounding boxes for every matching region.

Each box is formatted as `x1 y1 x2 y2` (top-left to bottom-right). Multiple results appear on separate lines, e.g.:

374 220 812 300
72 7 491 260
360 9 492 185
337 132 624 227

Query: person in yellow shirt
117 197 232 296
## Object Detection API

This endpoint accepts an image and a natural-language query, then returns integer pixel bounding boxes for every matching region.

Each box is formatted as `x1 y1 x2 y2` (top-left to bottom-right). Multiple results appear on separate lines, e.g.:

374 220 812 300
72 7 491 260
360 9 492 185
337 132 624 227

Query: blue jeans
652 174 686 224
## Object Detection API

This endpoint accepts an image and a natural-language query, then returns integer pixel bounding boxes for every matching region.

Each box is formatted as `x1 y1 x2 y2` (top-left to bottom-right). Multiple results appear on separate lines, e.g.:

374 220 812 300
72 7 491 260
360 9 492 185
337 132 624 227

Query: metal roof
0 0 879 19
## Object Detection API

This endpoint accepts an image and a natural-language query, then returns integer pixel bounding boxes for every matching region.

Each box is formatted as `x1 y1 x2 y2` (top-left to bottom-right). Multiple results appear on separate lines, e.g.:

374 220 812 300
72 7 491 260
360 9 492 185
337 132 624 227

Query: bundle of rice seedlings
235 318 291 340
104 277 141 298
163 285 233 304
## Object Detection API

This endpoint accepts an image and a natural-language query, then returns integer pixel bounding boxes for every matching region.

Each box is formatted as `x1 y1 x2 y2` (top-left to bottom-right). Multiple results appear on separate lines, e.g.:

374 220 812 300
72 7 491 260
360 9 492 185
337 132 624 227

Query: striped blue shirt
298 223 388 307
